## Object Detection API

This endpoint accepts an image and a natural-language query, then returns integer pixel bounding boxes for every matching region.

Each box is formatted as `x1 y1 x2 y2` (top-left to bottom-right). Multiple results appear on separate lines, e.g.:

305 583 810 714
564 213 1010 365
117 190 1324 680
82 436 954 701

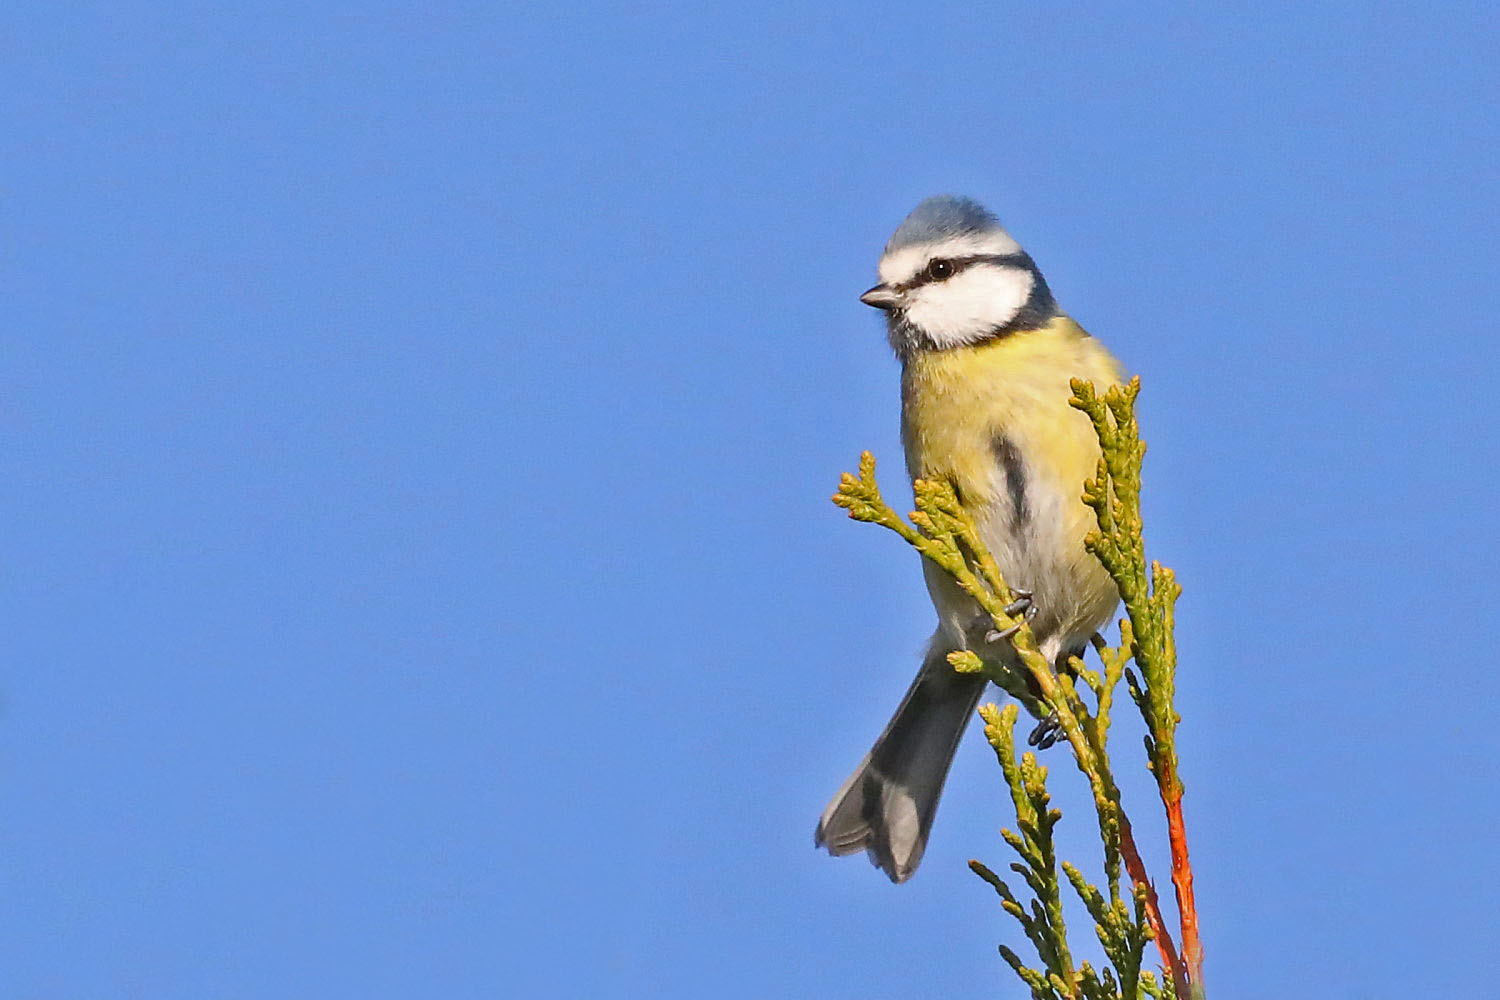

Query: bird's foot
984 590 1037 643
1027 711 1065 750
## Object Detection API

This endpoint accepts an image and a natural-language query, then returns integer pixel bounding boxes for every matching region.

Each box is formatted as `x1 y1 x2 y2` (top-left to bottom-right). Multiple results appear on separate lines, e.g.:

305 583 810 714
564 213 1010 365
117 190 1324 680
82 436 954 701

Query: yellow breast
901 314 1126 655
900 315 1122 507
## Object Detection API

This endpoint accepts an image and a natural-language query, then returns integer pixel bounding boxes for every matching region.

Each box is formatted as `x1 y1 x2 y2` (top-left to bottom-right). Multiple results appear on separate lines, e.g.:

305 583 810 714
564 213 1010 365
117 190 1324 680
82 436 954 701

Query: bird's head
861 195 1057 357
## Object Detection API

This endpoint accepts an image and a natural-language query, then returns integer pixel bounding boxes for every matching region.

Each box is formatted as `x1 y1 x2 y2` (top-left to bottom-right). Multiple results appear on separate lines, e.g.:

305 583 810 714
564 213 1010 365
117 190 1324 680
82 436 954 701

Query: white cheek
903 267 1034 348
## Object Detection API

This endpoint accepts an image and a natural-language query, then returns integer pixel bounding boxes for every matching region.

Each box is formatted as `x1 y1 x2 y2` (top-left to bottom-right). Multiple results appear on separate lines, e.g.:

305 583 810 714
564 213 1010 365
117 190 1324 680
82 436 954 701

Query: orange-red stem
1161 768 1203 990
1117 813 1189 996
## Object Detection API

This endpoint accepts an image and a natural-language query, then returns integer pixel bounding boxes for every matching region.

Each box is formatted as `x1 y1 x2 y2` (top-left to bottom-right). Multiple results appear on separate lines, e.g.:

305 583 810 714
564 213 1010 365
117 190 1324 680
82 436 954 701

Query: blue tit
816 195 1126 883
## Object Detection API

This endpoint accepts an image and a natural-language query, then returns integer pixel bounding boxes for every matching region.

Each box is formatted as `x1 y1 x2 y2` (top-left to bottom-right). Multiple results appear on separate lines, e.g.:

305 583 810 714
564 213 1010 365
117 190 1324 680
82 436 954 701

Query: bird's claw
985 591 1036 644
1027 711 1064 750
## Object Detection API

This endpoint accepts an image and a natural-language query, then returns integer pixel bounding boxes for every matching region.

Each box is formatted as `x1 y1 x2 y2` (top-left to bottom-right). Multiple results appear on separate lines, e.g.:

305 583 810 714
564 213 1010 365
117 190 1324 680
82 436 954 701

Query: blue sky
4 3 1497 997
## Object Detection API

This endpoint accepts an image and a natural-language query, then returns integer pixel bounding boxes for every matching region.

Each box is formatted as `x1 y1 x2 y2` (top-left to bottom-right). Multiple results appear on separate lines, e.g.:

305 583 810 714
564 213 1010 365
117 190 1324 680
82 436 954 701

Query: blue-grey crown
885 195 1002 252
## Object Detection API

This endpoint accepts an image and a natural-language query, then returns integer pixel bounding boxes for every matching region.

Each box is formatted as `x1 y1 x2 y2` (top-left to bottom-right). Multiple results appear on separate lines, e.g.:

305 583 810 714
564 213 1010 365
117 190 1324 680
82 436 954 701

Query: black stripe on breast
992 435 1030 532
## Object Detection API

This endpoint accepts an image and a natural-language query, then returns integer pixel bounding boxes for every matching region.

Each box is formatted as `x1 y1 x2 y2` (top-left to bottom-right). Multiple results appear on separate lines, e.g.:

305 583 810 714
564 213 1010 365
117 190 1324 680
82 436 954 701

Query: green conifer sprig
1069 377 1184 790
1140 971 1174 1000
1070 378 1201 995
974 703 1075 986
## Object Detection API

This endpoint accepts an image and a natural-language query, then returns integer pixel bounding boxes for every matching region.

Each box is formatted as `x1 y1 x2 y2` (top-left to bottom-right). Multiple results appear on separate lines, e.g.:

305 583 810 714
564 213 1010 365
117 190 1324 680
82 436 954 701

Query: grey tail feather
815 651 988 883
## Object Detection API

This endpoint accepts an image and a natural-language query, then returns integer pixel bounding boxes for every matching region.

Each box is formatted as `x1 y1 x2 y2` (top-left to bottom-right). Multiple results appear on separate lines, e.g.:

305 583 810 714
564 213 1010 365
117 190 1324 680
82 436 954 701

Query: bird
816 195 1126 883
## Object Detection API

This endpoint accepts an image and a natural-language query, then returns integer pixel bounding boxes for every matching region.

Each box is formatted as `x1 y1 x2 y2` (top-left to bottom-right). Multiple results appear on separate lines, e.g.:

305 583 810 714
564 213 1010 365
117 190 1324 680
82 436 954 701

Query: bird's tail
815 650 987 883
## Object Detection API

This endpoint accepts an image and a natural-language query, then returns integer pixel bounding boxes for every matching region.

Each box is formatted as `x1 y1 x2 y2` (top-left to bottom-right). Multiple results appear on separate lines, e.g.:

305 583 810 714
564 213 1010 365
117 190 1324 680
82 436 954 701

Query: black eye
926 258 955 280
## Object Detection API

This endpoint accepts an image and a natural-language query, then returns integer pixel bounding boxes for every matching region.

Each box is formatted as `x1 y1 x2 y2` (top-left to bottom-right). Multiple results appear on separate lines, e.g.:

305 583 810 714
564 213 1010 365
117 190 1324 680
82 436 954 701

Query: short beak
859 284 901 311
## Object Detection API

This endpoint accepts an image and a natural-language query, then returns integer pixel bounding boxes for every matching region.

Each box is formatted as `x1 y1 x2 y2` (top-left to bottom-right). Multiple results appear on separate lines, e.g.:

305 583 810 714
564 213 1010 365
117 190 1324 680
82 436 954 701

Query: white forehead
877 229 1024 287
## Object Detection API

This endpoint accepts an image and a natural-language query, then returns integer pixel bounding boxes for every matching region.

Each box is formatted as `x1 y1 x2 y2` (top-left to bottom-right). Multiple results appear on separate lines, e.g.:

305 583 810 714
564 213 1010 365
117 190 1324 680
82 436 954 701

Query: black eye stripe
900 253 1036 290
